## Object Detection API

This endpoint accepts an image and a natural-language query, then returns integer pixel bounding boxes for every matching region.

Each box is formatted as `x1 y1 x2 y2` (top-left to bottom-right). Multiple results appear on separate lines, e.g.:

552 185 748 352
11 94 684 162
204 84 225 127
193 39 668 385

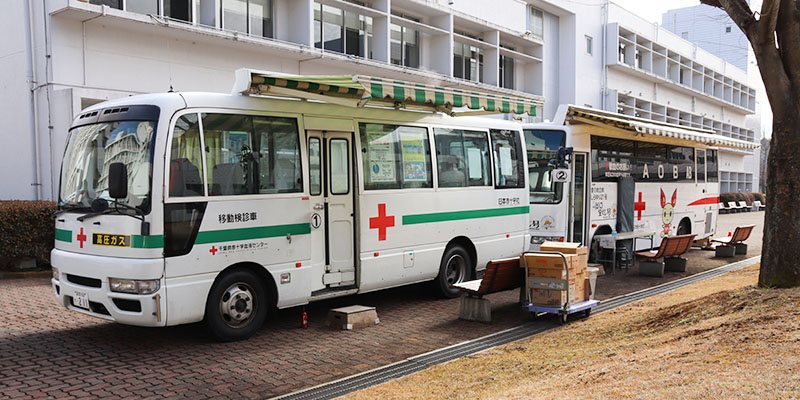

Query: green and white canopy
232 68 541 116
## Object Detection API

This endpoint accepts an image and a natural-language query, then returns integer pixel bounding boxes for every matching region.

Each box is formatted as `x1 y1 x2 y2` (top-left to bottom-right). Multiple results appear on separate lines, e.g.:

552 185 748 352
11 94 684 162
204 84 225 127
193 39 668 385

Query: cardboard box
540 242 589 268
523 253 578 277
531 286 576 307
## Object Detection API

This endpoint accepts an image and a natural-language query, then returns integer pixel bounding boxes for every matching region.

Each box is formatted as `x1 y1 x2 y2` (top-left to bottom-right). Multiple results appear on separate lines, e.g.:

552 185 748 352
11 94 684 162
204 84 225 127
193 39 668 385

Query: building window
528 7 543 40
618 42 626 64
635 49 642 69
585 35 593 55
90 0 121 8
499 55 514 89
453 42 483 82
127 1 158 14
314 3 372 58
725 26 732 33
222 0 273 38
681 31 688 39
164 0 192 22
390 22 420 68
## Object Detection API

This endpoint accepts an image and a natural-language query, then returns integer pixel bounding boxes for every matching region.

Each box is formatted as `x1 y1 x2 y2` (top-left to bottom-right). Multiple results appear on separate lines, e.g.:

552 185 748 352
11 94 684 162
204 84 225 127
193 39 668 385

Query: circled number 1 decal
311 213 322 229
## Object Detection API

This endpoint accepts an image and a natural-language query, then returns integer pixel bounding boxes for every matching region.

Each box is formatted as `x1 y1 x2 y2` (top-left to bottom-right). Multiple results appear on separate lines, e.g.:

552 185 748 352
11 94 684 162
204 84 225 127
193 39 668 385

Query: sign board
553 168 571 183
598 236 616 249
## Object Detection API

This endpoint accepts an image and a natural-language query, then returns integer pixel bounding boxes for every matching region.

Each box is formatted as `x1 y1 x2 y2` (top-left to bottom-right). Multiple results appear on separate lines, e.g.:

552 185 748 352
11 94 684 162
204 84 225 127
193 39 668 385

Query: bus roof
524 105 759 150
72 91 526 132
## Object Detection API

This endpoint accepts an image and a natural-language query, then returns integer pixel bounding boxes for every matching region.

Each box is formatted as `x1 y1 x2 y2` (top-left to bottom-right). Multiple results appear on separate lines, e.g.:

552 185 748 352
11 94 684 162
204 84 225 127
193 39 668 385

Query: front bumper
51 249 166 327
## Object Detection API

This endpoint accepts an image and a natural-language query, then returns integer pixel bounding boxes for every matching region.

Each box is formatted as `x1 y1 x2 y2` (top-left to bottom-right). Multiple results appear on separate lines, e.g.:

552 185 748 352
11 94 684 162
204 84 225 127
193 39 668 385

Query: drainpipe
27 0 41 200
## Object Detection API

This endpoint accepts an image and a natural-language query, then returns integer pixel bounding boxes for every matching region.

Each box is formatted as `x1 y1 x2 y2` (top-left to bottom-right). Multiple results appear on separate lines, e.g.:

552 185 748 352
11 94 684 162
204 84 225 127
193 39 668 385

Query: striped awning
232 69 541 116
566 106 759 150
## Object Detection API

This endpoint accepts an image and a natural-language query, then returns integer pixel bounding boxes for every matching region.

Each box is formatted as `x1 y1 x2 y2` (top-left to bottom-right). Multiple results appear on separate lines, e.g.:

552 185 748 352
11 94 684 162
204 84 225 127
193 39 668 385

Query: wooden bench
452 258 522 322
711 224 756 256
634 234 697 276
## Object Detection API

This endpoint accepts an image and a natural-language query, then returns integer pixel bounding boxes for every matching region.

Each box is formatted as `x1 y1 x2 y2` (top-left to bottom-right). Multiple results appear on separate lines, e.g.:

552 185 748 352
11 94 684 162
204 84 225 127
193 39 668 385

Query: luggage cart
521 251 599 324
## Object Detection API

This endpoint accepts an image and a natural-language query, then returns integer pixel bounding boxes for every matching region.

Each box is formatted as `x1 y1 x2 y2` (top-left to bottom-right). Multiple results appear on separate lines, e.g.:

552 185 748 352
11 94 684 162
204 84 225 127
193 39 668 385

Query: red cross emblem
634 192 646 221
209 246 218 255
369 204 395 241
76 228 87 249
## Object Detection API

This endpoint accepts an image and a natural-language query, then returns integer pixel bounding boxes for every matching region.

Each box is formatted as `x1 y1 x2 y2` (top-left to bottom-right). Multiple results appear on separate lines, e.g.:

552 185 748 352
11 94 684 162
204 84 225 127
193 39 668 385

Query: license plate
72 290 90 309
92 233 131 248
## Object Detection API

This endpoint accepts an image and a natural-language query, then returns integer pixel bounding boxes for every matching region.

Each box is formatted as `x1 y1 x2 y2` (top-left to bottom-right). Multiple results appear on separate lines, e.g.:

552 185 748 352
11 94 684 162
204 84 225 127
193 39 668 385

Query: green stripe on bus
402 206 529 225
132 235 164 249
55 229 72 242
194 223 311 244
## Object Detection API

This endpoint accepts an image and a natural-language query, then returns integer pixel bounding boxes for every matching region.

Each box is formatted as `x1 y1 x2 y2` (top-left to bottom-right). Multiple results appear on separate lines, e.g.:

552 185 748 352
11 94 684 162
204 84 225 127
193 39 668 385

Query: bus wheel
204 269 268 342
435 245 472 298
677 219 691 236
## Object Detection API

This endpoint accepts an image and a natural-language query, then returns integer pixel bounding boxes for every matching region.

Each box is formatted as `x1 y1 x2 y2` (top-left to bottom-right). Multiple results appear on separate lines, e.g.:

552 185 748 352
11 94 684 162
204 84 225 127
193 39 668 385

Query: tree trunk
759 111 800 287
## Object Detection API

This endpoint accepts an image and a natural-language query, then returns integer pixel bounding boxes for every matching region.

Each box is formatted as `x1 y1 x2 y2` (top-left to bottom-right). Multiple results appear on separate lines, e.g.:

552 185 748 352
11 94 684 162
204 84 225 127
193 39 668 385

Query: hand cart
521 251 599 325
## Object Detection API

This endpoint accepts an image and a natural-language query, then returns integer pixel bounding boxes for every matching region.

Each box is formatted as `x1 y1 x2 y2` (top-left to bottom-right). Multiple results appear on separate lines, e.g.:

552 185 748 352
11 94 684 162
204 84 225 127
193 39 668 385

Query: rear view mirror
108 162 128 199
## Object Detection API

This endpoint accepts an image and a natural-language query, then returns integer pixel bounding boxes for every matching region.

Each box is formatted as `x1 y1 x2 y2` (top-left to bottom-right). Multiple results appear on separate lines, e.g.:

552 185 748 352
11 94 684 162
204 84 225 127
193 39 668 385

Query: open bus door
569 152 589 245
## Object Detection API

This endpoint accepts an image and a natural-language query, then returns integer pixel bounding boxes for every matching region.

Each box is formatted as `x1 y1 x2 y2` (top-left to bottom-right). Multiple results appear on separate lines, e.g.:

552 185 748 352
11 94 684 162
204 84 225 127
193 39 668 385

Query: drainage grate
273 256 760 400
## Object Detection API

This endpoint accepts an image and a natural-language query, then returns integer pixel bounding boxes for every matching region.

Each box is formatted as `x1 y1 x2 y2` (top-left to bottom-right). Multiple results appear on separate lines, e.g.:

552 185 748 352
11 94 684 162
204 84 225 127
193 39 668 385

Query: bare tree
700 0 799 287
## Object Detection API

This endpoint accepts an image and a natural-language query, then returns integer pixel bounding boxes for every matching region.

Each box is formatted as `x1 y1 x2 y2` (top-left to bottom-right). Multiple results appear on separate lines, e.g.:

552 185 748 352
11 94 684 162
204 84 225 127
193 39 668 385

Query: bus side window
359 123 432 190
169 113 204 197
309 137 321 195
490 129 524 189
434 128 490 188
202 113 257 196
253 116 303 193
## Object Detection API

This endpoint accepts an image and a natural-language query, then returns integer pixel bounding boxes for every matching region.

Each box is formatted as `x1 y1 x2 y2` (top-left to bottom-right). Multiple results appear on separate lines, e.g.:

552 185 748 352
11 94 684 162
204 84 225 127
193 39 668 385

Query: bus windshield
524 129 565 204
59 120 156 212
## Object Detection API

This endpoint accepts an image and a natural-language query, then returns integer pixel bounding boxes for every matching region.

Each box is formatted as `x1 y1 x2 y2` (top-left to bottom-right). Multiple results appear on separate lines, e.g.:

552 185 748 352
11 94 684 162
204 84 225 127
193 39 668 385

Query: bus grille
66 274 102 288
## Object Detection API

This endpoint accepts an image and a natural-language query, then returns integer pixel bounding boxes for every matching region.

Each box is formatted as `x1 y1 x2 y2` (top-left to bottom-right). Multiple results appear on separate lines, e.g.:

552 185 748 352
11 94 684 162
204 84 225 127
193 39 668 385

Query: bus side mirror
108 162 128 199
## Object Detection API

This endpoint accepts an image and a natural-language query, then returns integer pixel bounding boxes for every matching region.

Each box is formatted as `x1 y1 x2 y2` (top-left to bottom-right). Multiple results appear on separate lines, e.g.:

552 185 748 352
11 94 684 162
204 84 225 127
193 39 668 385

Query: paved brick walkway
0 213 763 399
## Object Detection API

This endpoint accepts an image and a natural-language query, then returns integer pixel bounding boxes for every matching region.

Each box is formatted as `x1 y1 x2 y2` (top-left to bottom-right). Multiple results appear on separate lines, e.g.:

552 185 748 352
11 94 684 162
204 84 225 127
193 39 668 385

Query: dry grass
344 264 800 399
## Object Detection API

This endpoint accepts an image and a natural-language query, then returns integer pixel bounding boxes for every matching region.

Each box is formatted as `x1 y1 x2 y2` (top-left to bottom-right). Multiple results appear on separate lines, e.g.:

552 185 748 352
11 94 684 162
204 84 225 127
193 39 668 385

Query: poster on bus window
401 137 426 181
367 131 396 183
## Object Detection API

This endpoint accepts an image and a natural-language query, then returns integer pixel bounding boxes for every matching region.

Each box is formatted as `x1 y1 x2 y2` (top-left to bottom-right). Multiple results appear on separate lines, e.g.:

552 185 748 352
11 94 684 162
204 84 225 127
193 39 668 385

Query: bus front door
308 130 355 288
569 152 589 245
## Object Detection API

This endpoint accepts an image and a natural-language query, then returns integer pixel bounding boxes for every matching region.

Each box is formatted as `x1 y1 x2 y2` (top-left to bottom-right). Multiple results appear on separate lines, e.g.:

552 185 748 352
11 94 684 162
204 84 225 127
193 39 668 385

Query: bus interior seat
212 163 244 195
169 158 203 197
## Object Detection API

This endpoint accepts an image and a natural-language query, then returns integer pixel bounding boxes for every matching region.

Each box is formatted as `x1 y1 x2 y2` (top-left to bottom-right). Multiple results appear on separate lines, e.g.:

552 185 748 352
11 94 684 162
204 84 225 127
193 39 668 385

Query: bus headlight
109 278 160 295
52 267 59 281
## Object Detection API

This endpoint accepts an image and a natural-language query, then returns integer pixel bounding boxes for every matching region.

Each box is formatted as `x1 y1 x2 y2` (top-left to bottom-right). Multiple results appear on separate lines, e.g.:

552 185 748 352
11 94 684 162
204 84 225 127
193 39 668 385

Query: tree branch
776 0 800 89
700 0 758 40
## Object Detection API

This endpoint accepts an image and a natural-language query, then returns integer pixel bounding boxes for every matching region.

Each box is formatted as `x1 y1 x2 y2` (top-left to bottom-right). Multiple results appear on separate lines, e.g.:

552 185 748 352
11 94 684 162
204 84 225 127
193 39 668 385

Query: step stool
327 305 380 330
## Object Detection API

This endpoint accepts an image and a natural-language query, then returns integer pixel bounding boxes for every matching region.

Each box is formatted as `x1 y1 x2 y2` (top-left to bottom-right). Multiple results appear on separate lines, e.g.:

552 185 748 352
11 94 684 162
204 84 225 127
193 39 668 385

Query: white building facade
2 0 758 201
662 4 760 193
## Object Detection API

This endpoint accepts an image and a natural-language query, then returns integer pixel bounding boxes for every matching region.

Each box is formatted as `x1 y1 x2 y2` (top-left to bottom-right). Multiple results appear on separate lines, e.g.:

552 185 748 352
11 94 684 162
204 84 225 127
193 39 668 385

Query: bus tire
204 269 268 342
677 219 691 236
435 245 472 298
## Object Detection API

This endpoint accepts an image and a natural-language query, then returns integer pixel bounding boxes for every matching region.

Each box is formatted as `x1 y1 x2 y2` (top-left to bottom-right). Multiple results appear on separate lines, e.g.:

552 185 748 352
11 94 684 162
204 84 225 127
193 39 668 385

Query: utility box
327 305 379 330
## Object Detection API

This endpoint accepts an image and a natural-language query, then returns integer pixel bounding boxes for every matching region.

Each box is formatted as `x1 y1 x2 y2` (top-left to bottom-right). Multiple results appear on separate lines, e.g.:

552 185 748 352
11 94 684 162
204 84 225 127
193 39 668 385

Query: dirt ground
594 210 764 300
345 264 800 399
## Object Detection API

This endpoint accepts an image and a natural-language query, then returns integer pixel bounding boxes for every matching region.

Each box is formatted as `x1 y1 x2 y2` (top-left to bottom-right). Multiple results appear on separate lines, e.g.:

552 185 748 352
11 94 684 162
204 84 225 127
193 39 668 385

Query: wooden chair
452 258 522 322
634 234 697 276
711 224 756 256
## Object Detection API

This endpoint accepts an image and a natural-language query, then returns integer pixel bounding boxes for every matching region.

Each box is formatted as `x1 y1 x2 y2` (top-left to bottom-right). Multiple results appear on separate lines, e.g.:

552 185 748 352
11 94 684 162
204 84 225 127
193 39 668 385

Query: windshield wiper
52 204 91 218
77 199 150 235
